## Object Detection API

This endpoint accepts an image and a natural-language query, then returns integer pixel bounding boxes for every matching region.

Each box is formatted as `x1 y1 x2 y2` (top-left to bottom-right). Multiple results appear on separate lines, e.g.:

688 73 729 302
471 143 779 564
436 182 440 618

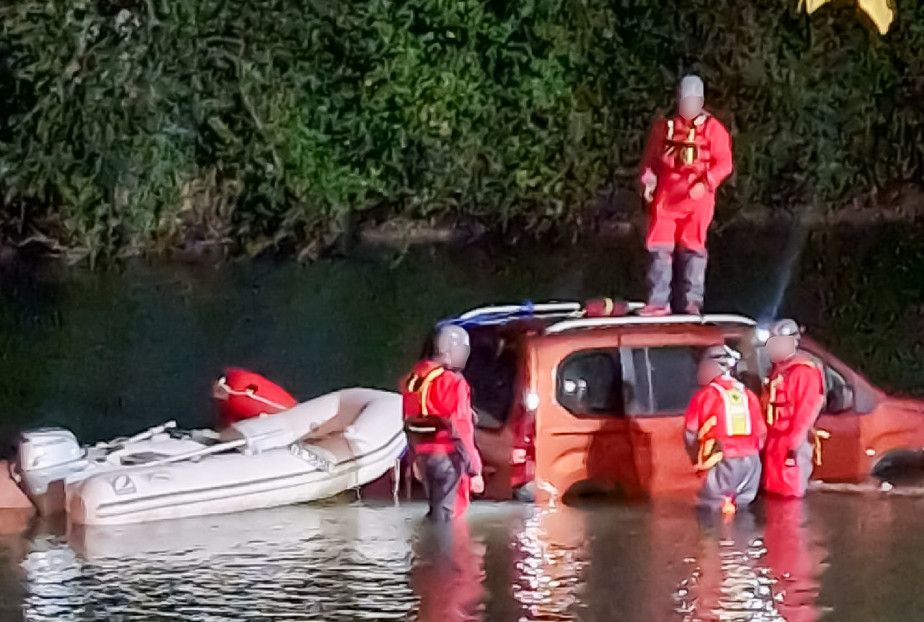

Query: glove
641 169 657 203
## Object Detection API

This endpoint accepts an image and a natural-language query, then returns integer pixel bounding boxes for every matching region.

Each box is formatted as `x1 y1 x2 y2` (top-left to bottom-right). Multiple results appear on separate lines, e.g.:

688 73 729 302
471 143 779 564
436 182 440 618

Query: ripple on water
21 505 420 622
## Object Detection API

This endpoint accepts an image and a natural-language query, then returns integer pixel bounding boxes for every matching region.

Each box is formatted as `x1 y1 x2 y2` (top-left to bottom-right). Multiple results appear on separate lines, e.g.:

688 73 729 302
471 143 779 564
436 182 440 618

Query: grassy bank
1 1 923 264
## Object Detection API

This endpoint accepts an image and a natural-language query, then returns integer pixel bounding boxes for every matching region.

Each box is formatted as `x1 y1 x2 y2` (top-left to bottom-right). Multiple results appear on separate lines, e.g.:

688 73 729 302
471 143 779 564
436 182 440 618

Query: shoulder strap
414 366 446 417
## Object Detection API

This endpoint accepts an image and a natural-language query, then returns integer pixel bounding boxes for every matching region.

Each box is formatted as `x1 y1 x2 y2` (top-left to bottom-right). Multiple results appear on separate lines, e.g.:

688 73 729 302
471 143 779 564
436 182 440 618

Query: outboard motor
16 428 87 515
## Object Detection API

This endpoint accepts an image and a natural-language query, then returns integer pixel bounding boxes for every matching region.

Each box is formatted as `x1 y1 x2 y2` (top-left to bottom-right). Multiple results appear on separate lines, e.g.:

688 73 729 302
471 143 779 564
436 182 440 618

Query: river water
1 223 923 620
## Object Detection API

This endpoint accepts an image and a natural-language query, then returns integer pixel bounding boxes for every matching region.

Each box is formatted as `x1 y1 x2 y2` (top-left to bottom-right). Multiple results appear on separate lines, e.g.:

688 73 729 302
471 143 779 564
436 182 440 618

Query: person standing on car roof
638 75 734 316
762 319 827 498
401 324 484 521
684 345 766 514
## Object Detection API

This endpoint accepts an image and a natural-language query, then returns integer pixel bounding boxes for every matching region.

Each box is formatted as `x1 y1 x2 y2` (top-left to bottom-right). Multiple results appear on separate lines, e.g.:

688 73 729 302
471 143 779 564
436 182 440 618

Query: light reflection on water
0 495 924 622
5 487 924 620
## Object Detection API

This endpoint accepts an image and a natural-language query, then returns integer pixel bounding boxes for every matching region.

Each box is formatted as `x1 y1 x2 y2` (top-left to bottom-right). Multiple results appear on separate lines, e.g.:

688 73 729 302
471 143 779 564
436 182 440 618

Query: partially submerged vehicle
15 388 406 525
440 301 924 502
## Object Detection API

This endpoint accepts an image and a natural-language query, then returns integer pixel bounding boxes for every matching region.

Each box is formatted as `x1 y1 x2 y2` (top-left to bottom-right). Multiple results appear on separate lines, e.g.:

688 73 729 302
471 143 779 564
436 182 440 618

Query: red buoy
213 368 298 428
584 297 629 318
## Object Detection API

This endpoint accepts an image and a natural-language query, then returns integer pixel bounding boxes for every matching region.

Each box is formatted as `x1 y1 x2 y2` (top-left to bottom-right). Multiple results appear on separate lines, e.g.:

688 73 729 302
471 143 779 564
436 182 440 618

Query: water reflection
21 504 419 621
6 496 924 620
675 502 825 622
511 506 588 621
411 520 485 622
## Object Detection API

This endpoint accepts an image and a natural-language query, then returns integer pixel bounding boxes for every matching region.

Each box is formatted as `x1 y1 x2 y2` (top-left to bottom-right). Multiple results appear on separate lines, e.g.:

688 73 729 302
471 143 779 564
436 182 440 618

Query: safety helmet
701 344 741 373
434 324 471 370
769 318 801 339
679 75 705 100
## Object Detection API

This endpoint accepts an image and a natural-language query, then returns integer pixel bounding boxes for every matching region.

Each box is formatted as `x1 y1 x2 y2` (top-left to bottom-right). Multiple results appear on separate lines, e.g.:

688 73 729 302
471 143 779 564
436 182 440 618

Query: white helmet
434 324 471 370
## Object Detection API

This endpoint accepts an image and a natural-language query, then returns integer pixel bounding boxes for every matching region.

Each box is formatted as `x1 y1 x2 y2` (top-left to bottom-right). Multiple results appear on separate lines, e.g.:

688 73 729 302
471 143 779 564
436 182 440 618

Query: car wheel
872 449 924 485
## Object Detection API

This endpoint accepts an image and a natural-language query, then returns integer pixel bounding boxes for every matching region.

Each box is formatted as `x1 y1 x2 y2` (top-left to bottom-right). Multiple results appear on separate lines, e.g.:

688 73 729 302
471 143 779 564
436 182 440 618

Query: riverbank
3 184 922 265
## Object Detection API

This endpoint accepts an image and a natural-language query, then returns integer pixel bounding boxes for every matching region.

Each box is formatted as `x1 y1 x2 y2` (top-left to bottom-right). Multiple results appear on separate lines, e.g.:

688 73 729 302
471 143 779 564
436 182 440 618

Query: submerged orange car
436 301 924 502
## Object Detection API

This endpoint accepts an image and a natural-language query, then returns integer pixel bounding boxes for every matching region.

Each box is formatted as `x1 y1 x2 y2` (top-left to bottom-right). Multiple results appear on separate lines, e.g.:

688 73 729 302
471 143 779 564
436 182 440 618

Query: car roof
448 301 757 337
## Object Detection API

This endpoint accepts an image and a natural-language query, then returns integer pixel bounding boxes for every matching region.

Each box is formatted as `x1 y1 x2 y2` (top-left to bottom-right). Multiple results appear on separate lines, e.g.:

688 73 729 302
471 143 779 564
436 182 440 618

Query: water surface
1 223 923 620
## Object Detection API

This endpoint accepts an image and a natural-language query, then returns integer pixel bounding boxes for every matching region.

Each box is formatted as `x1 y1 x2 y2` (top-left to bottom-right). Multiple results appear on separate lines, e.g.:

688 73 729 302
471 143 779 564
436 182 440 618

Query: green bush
1 0 922 260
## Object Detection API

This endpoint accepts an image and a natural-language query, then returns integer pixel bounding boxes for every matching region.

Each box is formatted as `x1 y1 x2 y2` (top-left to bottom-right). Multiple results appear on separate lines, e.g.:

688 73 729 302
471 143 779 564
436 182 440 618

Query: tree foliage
1 0 922 260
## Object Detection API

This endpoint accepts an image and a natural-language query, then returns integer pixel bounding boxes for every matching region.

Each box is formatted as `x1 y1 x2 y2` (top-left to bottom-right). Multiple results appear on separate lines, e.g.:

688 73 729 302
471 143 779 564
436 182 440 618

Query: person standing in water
762 319 826 498
684 345 766 514
638 75 734 316
401 324 484 521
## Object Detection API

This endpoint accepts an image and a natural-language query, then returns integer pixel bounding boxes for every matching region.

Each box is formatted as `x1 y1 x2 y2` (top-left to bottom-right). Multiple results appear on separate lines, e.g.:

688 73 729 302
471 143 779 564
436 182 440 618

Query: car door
533 337 641 501
805 351 865 482
619 332 721 497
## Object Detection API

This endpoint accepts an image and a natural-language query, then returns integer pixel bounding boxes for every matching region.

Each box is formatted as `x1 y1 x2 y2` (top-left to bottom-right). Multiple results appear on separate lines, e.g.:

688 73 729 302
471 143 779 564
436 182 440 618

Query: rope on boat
215 376 291 412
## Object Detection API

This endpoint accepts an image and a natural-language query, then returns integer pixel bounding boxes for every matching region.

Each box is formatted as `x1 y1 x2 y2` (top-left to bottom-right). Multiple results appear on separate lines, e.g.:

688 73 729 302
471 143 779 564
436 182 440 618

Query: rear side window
556 349 624 416
629 346 700 414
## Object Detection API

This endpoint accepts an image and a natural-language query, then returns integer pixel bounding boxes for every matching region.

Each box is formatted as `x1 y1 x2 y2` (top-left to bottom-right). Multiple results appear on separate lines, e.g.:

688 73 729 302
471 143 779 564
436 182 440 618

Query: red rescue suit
685 377 766 464
762 356 826 498
640 112 734 253
402 360 482 519
684 376 766 508
214 368 298 428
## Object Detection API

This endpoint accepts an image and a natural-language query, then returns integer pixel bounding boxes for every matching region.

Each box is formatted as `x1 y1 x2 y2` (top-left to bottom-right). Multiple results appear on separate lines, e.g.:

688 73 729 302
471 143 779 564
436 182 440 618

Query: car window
463 329 517 428
556 349 624 416
628 346 700 415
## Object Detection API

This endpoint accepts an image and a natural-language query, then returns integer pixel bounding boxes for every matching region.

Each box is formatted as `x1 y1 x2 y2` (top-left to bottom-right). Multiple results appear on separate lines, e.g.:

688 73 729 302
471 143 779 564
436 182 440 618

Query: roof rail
544 313 757 335
456 301 582 321
448 302 583 324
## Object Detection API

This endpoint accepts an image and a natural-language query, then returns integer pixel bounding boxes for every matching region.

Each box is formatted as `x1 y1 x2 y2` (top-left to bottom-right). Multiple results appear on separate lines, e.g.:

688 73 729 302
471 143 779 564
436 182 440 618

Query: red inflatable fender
584 297 629 318
213 367 298 428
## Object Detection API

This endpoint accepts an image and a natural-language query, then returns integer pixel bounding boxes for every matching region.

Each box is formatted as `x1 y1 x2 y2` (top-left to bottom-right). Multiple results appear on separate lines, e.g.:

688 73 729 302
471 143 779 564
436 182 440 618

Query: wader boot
680 248 708 314
417 453 463 522
698 454 762 511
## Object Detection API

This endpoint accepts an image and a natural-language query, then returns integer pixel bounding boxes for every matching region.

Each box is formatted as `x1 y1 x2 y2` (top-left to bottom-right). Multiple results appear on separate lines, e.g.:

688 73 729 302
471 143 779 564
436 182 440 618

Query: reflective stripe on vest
766 359 818 426
695 415 722 471
406 365 446 417
812 428 831 466
710 381 751 437
665 113 710 166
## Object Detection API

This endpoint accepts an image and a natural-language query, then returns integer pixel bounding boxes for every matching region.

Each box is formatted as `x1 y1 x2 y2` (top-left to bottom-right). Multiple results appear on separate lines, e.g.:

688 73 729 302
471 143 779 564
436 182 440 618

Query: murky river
1 223 924 620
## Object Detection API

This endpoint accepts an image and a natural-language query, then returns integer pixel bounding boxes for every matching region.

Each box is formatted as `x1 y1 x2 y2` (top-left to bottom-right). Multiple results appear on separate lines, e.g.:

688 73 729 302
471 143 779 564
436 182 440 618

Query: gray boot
680 249 708 313
646 249 674 309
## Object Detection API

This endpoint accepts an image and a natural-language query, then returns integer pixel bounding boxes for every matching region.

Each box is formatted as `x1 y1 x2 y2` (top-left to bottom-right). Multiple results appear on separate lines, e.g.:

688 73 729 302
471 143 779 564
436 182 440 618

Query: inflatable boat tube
67 389 405 525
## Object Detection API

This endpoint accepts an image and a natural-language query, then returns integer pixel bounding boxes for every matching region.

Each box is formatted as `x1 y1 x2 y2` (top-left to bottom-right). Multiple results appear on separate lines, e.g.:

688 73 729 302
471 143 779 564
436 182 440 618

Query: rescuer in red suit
638 75 734 316
212 367 298 429
762 319 826 498
684 345 766 514
402 324 484 521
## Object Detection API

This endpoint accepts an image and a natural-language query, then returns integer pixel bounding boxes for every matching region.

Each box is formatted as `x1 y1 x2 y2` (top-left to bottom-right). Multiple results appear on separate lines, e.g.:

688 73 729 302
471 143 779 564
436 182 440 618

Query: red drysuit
640 112 734 253
402 360 482 519
762 356 825 498
684 376 766 462
215 367 298 428
684 375 766 508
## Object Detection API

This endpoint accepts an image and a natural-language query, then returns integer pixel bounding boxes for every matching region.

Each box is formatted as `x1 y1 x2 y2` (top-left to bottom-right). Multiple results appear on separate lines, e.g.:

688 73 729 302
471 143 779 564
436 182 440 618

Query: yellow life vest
695 382 750 471
665 113 709 166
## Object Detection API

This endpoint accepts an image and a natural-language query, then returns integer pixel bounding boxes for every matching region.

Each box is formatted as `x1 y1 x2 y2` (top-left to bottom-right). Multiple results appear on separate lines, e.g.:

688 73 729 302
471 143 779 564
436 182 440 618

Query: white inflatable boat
15 388 406 525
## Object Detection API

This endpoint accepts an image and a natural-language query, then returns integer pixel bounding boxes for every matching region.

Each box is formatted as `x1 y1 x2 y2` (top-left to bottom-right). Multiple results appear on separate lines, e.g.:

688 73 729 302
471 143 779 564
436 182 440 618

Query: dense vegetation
1 1 922 262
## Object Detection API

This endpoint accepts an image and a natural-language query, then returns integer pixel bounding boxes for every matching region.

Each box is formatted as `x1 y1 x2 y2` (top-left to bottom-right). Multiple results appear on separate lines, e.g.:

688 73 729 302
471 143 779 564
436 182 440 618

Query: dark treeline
1 1 922 263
